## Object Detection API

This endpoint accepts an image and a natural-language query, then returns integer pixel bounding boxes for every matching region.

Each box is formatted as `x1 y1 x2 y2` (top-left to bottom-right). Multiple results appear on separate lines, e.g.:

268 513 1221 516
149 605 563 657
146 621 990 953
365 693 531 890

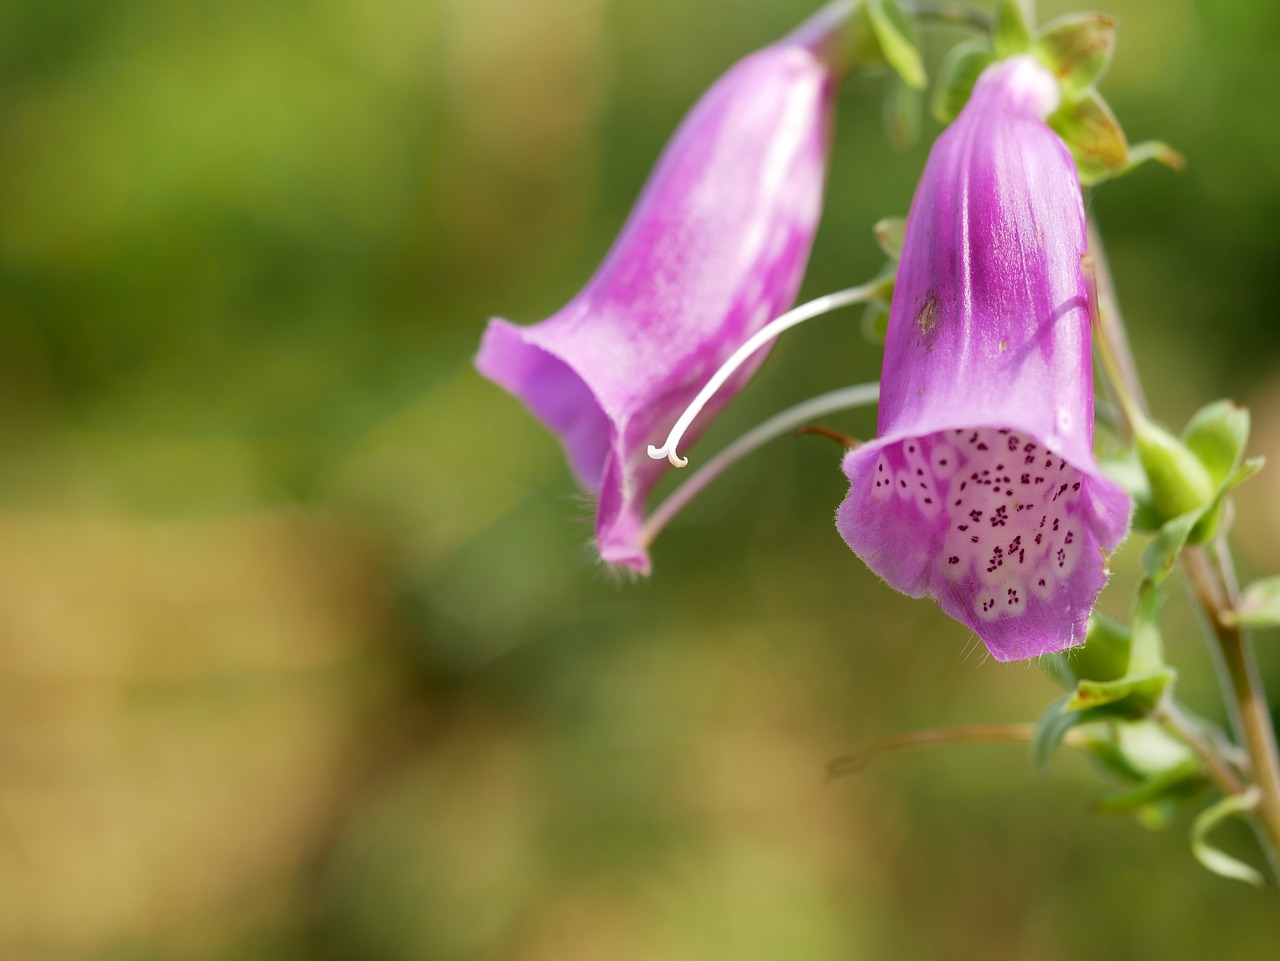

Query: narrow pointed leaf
1094 758 1204 816
994 0 1034 57
1226 456 1265 491
1033 694 1079 772
866 0 926 90
1190 789 1267 886
1232 575 1280 630
1142 510 1203 583
1182 400 1249 487
1119 140 1186 176
1048 90 1129 186
1188 456 1265 543
1067 670 1173 716
1035 13 1117 97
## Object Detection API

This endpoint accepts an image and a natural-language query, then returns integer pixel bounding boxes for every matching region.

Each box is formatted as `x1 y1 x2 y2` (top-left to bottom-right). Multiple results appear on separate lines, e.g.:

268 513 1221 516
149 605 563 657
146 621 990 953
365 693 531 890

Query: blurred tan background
0 0 1278 958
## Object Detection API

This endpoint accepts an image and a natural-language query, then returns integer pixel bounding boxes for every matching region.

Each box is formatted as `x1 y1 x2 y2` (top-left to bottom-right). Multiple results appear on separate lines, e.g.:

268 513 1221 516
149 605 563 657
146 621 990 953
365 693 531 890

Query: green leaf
1232 575 1280 630
1048 90 1129 186
1115 718 1197 779
1067 671 1173 717
1188 456 1264 544
1094 758 1204 817
1135 418 1217 524
1182 399 1250 487
994 0 1034 57
1032 694 1080 772
1080 718 1195 785
1034 13 1117 98
1118 140 1186 177
883 75 921 149
866 0 926 90
932 41 996 123
1142 510 1203 584
1190 789 1267 886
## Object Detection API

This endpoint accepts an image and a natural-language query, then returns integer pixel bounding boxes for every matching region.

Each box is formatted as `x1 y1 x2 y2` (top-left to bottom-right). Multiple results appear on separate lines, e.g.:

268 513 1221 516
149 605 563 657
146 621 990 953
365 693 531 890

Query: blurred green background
1 0 1278 957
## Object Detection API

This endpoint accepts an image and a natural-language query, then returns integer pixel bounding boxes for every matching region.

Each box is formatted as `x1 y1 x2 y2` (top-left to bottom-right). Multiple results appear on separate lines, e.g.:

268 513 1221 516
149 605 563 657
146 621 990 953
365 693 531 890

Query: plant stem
1087 214 1280 874
1183 545 1280 875
1157 699 1246 797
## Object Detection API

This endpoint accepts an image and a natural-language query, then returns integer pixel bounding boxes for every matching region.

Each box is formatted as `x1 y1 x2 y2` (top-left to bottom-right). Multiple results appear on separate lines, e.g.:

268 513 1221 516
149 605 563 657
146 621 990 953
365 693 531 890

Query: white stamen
646 282 884 468
639 381 880 546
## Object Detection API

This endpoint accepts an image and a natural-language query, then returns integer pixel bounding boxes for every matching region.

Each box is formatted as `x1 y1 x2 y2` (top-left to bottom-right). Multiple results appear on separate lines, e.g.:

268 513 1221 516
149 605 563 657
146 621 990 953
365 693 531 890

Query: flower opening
836 56 1132 661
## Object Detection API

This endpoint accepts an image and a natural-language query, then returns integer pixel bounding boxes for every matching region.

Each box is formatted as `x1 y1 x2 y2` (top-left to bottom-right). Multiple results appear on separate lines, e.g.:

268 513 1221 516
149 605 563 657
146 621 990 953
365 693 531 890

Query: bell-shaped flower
475 4 850 573
836 56 1132 661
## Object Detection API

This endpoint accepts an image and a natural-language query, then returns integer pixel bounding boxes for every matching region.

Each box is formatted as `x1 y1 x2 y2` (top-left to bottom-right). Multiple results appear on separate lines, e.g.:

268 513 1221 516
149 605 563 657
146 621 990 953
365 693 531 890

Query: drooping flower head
475 4 852 573
837 56 1132 661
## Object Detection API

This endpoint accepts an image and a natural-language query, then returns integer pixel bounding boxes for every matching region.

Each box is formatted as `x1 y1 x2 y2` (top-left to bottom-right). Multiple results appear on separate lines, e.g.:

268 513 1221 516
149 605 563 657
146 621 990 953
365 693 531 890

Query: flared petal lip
476 315 615 493
845 411 1129 537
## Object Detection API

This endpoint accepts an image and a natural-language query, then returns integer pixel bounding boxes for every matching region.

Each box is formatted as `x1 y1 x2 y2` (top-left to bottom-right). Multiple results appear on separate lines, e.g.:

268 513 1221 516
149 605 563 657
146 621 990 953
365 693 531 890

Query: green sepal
1190 790 1267 886
873 217 906 260
1049 718 1203 829
1033 13 1117 99
993 0 1034 57
861 301 889 344
1229 575 1280 630
883 74 921 149
1142 454 1263 572
932 41 996 123
1093 758 1204 822
1081 720 1198 787
1034 669 1174 773
1182 400 1250 487
1044 610 1131 689
866 0 927 90
1067 671 1174 716
1118 140 1186 177
1048 89 1129 186
1134 419 1217 526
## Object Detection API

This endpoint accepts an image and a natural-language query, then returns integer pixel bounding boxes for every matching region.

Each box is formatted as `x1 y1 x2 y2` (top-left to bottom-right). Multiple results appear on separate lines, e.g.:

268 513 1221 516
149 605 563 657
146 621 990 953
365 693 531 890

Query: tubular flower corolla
836 56 1132 661
475 4 850 573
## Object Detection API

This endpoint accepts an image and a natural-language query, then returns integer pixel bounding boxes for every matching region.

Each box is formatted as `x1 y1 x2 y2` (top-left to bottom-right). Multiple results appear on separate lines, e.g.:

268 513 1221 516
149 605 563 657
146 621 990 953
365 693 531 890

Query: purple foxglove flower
475 5 849 573
837 56 1132 661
